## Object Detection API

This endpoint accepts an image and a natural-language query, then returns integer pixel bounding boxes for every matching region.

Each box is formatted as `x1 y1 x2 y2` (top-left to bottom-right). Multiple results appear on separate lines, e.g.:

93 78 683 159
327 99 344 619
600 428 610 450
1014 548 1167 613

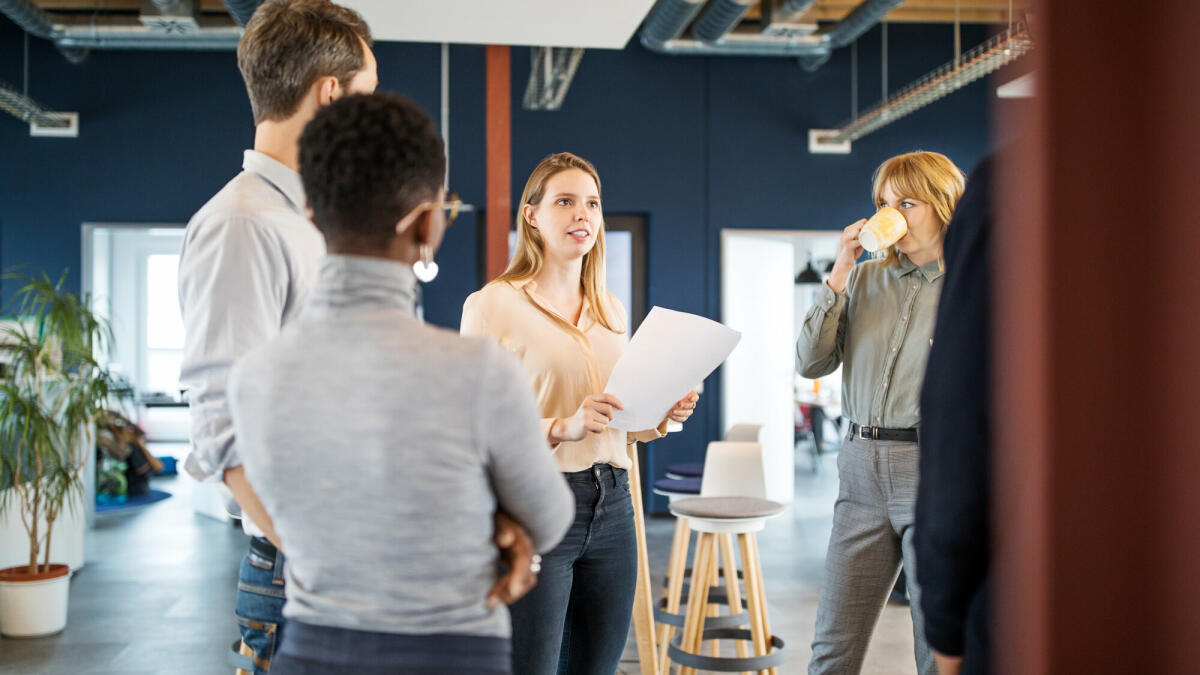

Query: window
144 254 184 394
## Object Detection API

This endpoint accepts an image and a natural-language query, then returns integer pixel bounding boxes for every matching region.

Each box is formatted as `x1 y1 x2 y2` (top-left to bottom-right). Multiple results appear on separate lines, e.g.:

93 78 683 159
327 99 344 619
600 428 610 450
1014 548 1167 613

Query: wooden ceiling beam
32 0 229 10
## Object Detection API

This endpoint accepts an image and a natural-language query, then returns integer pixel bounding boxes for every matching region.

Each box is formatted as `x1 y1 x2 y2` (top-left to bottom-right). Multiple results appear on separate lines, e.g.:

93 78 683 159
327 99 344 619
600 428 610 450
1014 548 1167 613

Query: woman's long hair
871 151 965 269
492 152 624 333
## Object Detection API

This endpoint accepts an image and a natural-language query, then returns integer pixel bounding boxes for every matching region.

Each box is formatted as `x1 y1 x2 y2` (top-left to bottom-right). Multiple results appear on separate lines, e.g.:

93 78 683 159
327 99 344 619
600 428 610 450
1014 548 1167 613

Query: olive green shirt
795 254 943 430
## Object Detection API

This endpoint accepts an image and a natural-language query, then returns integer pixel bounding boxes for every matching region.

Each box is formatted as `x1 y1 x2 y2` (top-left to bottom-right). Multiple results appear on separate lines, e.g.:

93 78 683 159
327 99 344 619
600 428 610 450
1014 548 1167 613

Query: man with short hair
178 2 378 670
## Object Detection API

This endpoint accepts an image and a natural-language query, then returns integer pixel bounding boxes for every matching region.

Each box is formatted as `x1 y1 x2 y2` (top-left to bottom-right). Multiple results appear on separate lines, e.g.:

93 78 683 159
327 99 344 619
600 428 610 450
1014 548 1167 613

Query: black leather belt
249 535 277 560
849 422 919 443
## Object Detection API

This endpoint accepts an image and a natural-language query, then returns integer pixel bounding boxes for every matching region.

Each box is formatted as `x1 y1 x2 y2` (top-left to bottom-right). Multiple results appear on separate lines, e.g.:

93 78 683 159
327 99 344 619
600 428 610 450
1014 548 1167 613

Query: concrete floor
0 444 919 675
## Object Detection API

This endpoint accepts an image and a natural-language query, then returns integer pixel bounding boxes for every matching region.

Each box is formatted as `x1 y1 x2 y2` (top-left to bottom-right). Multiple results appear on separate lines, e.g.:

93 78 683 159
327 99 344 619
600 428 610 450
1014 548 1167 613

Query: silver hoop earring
413 244 439 283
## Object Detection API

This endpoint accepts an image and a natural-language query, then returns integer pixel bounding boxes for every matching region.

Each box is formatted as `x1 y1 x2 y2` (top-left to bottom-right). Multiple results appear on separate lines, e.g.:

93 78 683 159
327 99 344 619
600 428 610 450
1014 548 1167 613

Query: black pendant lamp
795 259 822 285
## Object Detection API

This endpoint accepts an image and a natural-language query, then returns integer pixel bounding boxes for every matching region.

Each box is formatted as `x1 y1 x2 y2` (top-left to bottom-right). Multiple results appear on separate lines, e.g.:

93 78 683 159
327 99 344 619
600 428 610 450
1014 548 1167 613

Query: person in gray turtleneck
227 93 573 675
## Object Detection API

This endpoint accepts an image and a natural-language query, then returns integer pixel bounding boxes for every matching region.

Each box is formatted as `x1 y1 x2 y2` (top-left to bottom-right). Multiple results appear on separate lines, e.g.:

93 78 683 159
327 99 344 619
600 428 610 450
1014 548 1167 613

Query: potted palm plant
0 273 122 637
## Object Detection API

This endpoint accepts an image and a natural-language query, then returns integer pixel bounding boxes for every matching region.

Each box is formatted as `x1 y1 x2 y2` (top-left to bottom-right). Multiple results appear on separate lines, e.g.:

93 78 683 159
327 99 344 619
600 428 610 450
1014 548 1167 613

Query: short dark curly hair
299 93 446 250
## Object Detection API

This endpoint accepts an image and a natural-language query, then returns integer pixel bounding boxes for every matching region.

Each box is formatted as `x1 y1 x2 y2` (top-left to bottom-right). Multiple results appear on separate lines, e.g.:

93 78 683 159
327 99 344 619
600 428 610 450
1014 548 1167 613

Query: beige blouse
461 279 668 473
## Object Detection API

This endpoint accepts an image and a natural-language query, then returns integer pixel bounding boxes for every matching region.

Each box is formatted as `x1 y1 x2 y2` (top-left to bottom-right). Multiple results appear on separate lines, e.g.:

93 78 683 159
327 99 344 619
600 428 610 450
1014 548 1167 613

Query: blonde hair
870 151 965 268
492 152 624 333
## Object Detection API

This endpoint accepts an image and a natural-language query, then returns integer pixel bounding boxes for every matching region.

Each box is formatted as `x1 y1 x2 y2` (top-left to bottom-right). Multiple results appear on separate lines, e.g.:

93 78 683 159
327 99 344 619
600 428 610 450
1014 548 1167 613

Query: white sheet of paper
605 306 741 432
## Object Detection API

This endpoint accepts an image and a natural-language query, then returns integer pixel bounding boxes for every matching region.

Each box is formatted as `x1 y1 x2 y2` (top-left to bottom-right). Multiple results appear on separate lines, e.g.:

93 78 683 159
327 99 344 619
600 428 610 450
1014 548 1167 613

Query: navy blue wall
0 18 1000 509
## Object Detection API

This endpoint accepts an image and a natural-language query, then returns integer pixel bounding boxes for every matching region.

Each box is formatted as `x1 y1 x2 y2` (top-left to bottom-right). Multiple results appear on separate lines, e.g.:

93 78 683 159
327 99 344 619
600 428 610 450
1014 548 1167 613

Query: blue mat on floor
96 489 171 513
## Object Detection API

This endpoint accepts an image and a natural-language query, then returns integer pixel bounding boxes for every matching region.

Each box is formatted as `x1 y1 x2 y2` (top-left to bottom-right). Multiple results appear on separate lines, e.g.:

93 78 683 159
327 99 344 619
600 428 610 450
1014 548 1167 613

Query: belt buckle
858 425 875 440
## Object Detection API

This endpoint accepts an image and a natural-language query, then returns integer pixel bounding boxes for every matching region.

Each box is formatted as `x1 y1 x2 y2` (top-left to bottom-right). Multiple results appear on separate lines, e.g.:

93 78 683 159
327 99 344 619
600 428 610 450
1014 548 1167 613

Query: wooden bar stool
667 496 787 675
655 441 767 673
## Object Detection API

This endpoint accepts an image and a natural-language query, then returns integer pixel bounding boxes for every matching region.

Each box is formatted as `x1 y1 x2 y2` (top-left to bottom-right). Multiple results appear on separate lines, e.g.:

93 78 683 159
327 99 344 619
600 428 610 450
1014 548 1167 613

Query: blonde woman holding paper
462 152 698 675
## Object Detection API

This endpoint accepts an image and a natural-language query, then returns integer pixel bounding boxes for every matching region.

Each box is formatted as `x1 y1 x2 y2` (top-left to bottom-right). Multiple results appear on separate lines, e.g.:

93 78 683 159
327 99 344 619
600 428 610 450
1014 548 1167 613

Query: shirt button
892 347 897 352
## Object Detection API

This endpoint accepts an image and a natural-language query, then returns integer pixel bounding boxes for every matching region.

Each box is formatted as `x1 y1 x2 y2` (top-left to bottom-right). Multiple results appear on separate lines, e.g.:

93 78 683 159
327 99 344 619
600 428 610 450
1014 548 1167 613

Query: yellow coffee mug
859 207 908 253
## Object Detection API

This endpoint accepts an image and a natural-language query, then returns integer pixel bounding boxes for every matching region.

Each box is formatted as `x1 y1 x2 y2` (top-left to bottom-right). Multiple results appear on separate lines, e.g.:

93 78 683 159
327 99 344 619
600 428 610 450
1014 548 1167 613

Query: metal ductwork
1 0 243 61
780 0 817 13
0 80 68 127
221 0 263 27
798 0 904 70
640 0 904 68
0 0 87 63
641 0 707 46
692 0 757 43
523 47 585 111
53 21 242 51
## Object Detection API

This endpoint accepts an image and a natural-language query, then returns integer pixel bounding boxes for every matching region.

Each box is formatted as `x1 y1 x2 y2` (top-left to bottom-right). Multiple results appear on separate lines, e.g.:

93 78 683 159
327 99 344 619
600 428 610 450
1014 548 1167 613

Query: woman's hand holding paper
666 390 700 424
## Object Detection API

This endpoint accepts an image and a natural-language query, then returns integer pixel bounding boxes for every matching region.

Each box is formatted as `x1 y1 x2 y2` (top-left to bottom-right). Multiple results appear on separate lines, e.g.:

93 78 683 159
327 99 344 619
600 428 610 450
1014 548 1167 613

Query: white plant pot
0 564 71 638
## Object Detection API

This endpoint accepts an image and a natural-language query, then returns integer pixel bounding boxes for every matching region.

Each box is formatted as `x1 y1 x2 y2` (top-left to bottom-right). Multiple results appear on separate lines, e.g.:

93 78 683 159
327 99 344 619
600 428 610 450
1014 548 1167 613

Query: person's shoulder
463 281 524 316
188 171 297 235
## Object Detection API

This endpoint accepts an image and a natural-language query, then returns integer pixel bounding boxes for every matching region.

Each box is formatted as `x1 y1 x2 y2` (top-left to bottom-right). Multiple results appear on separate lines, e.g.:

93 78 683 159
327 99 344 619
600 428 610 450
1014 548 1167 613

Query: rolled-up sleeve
178 214 285 482
796 280 849 379
479 342 573 553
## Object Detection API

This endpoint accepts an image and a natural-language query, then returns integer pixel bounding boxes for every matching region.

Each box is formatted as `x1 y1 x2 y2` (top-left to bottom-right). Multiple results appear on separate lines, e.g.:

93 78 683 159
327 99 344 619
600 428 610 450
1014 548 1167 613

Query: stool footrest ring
668 629 787 672
654 597 747 628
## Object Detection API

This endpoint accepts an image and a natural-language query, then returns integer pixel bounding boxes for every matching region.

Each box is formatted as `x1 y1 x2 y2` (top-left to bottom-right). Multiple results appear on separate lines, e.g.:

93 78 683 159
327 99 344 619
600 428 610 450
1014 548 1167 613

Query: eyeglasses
437 192 462 228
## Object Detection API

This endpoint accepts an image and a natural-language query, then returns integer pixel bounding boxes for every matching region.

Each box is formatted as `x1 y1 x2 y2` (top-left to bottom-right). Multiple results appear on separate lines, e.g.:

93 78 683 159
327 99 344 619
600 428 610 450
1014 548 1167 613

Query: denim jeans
272 620 510 674
236 540 286 675
509 464 638 675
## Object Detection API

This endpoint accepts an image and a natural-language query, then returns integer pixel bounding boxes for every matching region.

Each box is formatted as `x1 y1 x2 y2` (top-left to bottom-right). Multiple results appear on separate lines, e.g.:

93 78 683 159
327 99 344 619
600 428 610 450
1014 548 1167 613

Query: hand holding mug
827 219 867 293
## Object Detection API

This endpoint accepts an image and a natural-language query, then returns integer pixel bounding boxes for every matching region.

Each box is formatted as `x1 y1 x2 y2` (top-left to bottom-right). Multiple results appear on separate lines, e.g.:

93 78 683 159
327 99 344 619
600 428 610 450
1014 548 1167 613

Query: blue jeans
272 620 510 674
236 540 286 675
509 464 638 675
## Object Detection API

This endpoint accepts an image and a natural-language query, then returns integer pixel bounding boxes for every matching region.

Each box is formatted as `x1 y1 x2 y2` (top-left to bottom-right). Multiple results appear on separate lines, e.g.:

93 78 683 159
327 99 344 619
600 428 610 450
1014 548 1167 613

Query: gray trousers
808 435 936 675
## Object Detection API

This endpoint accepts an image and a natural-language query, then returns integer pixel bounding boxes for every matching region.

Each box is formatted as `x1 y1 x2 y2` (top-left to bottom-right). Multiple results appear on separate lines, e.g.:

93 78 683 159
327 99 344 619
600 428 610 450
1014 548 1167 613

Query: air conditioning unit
140 0 201 34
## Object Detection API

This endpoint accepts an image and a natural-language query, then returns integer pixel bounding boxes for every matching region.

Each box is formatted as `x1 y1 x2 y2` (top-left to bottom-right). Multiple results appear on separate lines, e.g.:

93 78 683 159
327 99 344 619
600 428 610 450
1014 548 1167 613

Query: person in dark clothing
915 155 995 675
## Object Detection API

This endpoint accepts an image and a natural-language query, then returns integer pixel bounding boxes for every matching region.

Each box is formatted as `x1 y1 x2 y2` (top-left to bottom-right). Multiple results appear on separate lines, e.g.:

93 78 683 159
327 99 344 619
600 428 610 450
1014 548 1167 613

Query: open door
720 232 796 503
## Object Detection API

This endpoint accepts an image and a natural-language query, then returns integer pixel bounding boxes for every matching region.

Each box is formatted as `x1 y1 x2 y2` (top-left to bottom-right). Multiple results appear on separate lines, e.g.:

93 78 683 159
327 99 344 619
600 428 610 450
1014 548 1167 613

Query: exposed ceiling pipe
780 0 817 13
641 0 707 45
798 0 904 71
221 0 263 27
640 0 903 66
692 0 757 43
0 0 88 63
1 0 242 58
523 47 585 111
642 26 827 56
54 22 241 50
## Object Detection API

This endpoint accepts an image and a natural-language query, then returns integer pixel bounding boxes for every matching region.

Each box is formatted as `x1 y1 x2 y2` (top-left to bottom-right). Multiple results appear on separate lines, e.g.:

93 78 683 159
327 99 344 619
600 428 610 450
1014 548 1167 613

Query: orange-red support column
485 45 511 281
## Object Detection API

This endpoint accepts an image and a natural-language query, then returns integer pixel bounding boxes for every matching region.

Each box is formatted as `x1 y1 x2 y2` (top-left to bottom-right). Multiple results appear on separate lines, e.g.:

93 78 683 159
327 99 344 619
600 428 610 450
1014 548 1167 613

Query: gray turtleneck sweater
228 255 573 637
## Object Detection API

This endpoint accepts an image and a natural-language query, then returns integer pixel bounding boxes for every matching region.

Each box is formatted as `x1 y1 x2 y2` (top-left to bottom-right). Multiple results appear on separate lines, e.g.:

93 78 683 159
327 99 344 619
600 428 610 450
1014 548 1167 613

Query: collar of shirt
507 277 596 334
242 150 306 214
306 254 420 317
889 253 945 283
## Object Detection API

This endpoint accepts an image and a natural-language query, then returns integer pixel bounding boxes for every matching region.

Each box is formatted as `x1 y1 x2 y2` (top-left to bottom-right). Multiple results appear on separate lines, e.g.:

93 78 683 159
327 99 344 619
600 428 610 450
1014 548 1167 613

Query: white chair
723 423 764 443
700 441 767 499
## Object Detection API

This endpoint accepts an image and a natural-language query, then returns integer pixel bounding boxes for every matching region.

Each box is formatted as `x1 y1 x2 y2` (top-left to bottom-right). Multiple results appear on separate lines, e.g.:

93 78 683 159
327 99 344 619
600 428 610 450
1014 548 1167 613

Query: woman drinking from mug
462 152 699 675
798 151 965 675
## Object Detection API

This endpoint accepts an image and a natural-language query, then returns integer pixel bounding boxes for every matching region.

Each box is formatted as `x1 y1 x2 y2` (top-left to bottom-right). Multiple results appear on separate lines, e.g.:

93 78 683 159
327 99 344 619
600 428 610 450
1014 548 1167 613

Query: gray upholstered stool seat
670 496 785 520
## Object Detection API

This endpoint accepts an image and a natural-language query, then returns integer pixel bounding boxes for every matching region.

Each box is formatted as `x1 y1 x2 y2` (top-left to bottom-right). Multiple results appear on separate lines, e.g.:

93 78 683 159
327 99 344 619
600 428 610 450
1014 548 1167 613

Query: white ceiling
338 0 659 50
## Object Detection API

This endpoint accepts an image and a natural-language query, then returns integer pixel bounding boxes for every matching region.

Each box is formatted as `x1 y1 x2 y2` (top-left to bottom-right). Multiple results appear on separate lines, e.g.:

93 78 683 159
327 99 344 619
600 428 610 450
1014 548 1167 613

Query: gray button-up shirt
178 150 325 495
796 254 943 430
